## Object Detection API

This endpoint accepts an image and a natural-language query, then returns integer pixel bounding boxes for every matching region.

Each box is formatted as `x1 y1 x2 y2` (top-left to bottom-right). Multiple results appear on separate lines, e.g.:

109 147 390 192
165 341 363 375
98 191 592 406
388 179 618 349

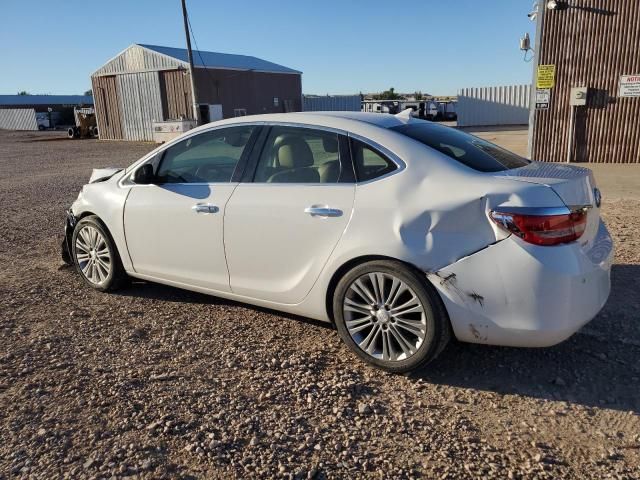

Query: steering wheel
195 164 223 182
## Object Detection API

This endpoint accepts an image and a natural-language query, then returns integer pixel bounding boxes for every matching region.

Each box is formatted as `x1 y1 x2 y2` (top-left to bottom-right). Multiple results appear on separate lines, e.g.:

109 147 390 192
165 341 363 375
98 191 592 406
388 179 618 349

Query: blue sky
0 0 536 96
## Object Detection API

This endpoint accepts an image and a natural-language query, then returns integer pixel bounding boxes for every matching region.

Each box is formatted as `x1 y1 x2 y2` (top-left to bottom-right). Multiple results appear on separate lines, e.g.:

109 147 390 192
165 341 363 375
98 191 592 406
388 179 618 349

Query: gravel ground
1 130 639 479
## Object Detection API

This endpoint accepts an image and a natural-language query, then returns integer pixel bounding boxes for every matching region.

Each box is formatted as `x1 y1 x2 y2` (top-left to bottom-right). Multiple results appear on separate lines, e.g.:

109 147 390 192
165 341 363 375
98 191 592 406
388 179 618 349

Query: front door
224 125 355 304
123 125 257 291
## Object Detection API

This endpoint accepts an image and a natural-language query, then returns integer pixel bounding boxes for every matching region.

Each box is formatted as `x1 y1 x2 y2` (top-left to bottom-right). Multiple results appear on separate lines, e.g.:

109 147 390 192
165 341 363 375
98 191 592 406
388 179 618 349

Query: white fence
303 95 361 112
457 85 530 127
0 108 38 131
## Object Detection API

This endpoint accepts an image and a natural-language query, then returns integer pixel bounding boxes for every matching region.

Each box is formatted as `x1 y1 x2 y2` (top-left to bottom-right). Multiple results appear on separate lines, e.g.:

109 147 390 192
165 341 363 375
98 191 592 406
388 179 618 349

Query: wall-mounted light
547 0 569 10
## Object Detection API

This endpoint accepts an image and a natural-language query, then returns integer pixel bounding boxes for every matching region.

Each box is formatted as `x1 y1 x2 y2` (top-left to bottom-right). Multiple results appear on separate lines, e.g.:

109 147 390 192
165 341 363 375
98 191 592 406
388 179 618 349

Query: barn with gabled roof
91 43 302 141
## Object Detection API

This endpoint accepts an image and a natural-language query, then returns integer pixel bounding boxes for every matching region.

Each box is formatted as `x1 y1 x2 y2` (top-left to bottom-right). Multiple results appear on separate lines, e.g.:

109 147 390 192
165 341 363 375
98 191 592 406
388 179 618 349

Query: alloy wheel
343 272 427 362
75 225 112 285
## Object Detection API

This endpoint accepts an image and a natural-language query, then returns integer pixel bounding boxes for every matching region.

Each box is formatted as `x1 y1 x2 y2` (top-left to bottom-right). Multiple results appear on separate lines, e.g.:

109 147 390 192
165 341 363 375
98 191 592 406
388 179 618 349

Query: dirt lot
1 129 639 479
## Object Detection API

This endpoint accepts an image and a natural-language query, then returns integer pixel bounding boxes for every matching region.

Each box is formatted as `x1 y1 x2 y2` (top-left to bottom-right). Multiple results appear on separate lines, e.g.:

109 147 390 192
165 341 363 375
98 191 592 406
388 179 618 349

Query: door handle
304 206 343 217
192 203 219 214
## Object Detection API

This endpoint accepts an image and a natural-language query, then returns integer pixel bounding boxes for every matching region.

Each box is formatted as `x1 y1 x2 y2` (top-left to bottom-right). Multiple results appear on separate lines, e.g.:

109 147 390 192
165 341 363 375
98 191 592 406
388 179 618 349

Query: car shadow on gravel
410 264 640 414
114 280 334 330
111 267 639 413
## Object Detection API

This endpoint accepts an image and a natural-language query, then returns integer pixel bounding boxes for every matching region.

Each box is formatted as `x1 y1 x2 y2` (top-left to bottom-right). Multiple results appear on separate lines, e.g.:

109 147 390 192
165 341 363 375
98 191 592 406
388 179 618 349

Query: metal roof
138 44 301 74
0 95 94 106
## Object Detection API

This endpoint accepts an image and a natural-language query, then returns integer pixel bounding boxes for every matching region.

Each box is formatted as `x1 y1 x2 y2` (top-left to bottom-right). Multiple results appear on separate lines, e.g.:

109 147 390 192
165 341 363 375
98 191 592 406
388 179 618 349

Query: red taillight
490 209 587 246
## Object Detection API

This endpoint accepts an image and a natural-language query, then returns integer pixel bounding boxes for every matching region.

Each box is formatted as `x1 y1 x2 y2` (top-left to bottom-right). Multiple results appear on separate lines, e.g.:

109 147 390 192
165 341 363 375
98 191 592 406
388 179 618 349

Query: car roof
188 111 412 137
285 111 407 128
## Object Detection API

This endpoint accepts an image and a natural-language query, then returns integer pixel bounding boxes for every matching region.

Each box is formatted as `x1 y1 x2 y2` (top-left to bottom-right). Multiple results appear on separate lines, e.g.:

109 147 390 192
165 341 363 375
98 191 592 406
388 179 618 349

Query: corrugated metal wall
0 108 37 130
160 70 193 120
194 69 302 118
303 95 361 112
457 85 530 127
93 44 184 76
92 75 123 140
531 0 640 163
117 72 163 141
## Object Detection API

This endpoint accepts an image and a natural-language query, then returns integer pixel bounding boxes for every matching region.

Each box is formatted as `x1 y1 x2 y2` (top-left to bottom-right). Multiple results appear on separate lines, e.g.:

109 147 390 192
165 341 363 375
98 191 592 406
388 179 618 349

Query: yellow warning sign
537 65 556 89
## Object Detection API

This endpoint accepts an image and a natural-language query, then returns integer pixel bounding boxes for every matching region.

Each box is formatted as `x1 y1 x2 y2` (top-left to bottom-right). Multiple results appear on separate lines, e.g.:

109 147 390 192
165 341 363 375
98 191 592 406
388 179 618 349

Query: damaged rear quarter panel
326 131 569 275
313 127 580 335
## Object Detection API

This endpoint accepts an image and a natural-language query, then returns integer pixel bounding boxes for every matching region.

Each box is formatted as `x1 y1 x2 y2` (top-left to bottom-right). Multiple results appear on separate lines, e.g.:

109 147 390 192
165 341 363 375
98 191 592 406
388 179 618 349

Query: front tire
71 216 128 292
333 260 450 373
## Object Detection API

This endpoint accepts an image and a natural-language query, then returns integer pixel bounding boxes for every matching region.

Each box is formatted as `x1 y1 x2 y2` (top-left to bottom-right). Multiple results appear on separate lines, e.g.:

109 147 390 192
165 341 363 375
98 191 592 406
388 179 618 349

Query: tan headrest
322 136 339 153
225 130 249 147
275 135 314 168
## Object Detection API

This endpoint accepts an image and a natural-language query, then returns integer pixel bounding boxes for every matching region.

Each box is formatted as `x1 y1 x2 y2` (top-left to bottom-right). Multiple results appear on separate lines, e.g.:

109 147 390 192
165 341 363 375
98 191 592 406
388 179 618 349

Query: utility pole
181 0 201 125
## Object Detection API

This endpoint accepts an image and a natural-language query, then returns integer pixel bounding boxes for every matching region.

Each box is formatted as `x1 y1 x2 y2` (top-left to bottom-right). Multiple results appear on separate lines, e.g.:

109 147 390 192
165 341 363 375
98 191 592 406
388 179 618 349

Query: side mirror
132 164 155 184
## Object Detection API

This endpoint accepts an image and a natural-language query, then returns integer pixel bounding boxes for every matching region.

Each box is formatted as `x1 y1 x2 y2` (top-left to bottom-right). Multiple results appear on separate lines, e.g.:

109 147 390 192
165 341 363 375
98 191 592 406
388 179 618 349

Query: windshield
391 122 530 172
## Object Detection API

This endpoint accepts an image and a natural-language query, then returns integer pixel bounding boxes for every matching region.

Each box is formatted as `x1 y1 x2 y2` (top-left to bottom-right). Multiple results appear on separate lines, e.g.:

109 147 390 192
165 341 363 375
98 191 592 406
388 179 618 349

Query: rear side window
252 126 342 184
391 123 530 172
350 139 397 182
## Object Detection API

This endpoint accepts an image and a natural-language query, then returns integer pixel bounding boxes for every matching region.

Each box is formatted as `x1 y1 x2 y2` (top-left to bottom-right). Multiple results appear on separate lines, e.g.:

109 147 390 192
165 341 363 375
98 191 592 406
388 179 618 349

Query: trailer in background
362 99 438 119
436 101 457 121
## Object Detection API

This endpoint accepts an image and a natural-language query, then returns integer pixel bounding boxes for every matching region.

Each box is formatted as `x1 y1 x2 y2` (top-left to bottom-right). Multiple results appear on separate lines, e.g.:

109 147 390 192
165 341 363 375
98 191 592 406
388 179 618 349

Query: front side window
253 126 342 184
156 126 254 183
391 122 530 172
350 139 397 182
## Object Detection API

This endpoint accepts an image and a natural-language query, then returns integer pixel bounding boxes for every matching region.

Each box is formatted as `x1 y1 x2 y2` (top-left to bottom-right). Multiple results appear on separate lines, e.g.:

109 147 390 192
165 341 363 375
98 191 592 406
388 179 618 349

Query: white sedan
62 112 613 372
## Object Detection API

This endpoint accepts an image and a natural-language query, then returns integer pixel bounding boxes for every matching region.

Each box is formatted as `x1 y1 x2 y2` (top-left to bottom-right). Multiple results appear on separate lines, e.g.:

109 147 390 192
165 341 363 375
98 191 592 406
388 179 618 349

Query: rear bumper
429 221 613 348
61 209 77 265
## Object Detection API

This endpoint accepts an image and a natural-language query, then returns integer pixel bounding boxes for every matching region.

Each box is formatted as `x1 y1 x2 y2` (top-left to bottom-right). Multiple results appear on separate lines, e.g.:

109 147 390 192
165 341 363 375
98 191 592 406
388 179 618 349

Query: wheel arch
71 211 125 265
324 254 438 325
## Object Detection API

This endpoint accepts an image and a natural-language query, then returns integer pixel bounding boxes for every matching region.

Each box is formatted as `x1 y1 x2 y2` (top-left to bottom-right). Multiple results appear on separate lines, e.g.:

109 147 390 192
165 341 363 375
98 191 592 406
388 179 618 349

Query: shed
91 44 302 141
0 95 94 131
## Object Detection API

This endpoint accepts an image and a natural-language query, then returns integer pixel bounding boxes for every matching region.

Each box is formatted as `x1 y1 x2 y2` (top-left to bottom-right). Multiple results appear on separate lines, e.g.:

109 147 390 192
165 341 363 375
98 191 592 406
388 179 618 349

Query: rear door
224 125 355 304
123 125 257 291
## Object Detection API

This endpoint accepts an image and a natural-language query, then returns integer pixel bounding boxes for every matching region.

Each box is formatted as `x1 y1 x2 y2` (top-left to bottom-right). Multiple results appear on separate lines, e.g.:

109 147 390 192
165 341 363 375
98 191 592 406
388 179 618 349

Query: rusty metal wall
159 70 193 120
457 85 530 127
531 0 640 163
194 69 301 118
117 72 163 141
91 75 123 140
0 108 37 130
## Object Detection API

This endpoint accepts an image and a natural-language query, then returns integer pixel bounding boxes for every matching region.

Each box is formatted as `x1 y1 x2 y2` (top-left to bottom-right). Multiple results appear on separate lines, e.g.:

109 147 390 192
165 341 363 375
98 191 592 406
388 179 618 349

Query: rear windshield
391 123 530 172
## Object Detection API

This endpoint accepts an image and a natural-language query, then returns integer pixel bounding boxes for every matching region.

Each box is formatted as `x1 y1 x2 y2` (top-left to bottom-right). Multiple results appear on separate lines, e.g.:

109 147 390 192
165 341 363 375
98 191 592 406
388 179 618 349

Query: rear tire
71 215 128 292
333 260 450 373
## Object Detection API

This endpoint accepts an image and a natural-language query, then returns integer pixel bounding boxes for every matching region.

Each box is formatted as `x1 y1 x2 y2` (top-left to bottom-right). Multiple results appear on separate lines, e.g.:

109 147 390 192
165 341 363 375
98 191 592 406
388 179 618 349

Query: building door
92 75 123 139
159 70 194 120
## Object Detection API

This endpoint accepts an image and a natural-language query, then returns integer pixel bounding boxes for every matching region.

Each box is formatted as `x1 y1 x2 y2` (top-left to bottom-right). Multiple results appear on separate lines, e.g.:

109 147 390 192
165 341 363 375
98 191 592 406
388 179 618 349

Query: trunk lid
493 162 601 247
